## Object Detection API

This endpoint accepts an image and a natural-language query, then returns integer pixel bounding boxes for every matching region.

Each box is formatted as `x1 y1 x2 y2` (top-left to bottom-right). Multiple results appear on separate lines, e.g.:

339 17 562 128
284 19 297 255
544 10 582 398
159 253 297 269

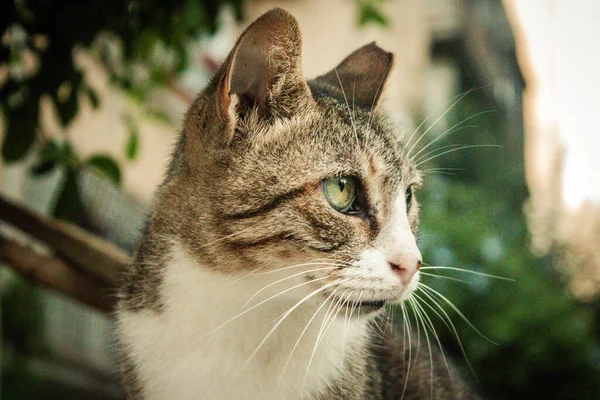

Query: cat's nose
389 256 422 285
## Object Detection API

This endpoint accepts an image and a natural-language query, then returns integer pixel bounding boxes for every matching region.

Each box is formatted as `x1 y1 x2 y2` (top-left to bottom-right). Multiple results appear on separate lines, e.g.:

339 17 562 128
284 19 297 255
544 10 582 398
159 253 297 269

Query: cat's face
170 9 422 315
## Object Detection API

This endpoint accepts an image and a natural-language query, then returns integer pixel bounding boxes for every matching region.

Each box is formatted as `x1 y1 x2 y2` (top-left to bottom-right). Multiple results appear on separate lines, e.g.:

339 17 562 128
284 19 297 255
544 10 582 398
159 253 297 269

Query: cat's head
164 8 422 315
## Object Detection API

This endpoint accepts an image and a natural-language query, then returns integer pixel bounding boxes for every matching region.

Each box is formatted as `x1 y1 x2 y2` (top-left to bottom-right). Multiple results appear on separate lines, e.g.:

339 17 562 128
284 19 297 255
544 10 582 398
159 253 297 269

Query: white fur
118 243 368 400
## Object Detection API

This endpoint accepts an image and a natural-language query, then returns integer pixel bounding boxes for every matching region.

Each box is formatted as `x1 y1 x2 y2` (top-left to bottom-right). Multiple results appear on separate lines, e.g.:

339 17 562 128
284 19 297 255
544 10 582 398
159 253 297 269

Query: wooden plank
0 196 129 285
0 237 116 313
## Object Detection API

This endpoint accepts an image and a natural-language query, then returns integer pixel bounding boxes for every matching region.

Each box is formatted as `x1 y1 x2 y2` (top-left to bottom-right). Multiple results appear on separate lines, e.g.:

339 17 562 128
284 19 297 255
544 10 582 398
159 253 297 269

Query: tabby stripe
227 232 294 249
223 186 306 220
227 232 343 253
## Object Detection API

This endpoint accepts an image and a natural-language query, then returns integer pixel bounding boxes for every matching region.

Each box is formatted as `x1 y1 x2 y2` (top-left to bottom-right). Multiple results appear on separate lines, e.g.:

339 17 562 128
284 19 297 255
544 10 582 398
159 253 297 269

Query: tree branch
0 236 117 313
0 196 128 284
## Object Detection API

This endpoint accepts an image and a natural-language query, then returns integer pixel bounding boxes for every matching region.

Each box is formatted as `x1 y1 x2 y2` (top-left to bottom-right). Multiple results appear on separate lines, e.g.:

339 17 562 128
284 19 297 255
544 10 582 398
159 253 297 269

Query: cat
116 8 479 400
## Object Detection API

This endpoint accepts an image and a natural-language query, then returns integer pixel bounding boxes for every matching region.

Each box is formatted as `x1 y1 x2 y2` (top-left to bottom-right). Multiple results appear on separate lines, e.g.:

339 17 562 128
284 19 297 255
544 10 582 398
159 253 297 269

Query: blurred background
1 0 599 398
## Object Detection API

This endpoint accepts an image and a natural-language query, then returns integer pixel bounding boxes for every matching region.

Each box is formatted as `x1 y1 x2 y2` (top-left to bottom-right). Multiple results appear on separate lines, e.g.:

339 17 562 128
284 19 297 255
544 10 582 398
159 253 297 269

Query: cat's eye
323 176 358 213
405 185 413 210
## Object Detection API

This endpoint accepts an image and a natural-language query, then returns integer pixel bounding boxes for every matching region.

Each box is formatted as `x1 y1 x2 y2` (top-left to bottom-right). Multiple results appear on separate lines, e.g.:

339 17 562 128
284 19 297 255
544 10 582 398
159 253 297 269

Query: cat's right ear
216 8 311 135
184 9 310 161
312 42 394 112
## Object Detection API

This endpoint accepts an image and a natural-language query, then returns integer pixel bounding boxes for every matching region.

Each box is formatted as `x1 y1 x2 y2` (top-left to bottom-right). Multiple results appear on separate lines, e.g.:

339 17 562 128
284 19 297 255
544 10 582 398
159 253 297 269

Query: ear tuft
218 8 310 121
312 42 394 111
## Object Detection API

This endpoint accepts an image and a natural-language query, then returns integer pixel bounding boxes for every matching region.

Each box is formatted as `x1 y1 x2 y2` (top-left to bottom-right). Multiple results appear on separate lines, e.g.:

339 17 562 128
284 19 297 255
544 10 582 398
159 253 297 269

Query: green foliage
354 0 390 28
1 272 44 399
53 167 84 221
415 90 600 399
85 154 122 185
124 113 140 161
1 0 245 225
126 129 140 161
0 0 244 163
1 86 40 162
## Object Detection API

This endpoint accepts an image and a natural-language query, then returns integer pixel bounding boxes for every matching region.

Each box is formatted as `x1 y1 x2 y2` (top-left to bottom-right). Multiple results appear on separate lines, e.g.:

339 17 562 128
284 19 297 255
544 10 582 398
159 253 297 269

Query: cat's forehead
234 95 417 193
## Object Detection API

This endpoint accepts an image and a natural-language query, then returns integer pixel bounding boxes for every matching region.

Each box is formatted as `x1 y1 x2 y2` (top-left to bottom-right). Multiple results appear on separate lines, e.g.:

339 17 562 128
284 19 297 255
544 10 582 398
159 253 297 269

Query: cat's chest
117 248 368 400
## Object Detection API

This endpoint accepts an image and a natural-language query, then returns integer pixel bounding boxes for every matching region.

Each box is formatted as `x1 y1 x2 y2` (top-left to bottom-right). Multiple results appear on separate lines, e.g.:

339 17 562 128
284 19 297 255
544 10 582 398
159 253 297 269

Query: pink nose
390 258 422 284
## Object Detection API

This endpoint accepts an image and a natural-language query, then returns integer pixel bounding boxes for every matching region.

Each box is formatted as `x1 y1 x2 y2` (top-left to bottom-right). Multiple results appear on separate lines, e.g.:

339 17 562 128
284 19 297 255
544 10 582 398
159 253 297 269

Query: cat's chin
325 295 388 317
350 300 388 316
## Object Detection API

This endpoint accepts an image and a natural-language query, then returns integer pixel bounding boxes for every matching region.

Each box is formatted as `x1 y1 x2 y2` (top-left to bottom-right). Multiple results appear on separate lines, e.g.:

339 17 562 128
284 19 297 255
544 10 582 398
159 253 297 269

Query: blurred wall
504 0 600 299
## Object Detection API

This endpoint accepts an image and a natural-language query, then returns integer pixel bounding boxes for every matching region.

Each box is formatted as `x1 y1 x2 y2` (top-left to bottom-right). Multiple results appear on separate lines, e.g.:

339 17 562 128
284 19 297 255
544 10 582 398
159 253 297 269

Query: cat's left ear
218 8 312 123
312 42 394 112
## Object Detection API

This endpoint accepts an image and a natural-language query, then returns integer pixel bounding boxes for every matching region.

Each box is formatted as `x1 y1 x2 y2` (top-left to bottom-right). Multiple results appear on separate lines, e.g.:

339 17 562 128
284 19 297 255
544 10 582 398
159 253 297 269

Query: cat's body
117 8 479 399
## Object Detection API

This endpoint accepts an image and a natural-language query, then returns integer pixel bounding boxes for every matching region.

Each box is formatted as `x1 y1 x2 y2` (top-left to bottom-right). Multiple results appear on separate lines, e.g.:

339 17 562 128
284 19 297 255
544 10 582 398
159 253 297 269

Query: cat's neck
119 241 369 400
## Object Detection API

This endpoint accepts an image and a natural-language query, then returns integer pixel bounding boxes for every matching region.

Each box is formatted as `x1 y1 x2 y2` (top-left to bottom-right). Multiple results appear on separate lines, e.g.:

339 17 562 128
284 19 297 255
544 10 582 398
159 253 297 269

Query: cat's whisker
415 144 502 168
420 167 465 177
420 167 465 173
322 289 348 343
367 56 394 130
410 109 496 163
413 290 478 381
411 127 475 164
404 88 478 153
406 89 476 159
243 266 340 307
234 278 349 381
400 302 412 400
279 288 342 384
303 286 341 374
414 290 468 350
334 68 361 151
370 311 388 342
321 293 349 377
421 171 460 177
412 143 467 166
188 275 333 348
341 289 352 342
300 288 348 398
410 294 452 378
418 283 498 346
338 289 355 396
408 300 423 371
399 300 421 374
223 260 277 287
420 265 515 281
313 290 349 383
352 76 373 148
408 297 434 399
256 260 352 275
351 290 364 320
420 272 473 285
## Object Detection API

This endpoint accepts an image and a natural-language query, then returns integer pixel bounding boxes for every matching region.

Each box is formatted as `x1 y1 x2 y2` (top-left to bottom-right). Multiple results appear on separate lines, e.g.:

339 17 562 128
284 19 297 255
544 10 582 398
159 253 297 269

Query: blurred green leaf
356 1 390 28
30 139 73 175
53 168 83 222
40 139 62 159
1 101 40 162
84 85 100 109
85 154 122 185
58 141 80 166
31 159 57 175
146 109 172 124
126 127 139 161
53 86 80 127
135 30 161 62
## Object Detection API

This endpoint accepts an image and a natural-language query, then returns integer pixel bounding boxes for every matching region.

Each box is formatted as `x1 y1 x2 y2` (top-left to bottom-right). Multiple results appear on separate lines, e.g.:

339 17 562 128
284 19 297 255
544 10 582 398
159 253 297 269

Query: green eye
323 176 358 213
